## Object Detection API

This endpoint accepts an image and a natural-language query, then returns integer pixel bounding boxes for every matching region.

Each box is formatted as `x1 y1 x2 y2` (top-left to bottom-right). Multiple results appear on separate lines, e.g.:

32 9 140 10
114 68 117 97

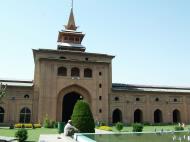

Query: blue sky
0 0 189 86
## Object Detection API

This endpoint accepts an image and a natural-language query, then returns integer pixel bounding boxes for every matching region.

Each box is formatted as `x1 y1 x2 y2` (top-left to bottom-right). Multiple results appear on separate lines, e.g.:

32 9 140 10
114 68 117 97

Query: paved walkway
38 134 76 142
0 136 18 142
95 128 114 134
38 129 112 142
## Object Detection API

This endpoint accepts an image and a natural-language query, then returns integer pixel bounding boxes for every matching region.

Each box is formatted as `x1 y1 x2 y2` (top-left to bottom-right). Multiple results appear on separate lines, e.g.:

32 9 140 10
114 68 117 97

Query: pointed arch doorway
112 109 122 123
57 85 91 122
173 109 181 123
134 109 143 123
62 92 83 122
154 109 162 123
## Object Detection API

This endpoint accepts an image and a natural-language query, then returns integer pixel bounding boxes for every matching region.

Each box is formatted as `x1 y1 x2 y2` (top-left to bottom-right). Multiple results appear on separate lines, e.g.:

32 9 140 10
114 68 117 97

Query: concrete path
38 134 76 142
0 136 17 142
39 129 113 142
95 128 114 134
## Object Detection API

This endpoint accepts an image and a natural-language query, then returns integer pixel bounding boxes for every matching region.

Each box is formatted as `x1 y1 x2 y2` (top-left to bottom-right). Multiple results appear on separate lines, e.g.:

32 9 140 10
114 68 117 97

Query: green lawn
0 127 58 142
112 125 190 132
1 125 189 141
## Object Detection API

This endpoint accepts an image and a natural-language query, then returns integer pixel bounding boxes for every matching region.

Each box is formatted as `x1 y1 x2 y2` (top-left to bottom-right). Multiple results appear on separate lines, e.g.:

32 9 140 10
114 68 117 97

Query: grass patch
112 125 190 132
0 127 58 142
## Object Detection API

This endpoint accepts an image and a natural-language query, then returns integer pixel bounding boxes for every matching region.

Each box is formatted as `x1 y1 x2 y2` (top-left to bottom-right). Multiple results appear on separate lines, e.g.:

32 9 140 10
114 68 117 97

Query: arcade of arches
112 108 182 124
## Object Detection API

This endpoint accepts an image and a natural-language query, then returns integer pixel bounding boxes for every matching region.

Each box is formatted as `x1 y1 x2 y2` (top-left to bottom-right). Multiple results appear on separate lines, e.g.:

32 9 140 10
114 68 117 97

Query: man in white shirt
64 120 78 136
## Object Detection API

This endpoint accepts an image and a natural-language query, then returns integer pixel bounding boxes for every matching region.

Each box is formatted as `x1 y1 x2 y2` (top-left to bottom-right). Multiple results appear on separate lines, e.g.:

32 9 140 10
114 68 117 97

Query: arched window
71 67 80 77
134 109 143 123
114 97 119 101
99 96 102 100
155 98 159 102
154 109 162 123
112 109 122 123
24 94 29 99
136 98 140 101
60 56 66 59
84 68 92 78
99 72 102 76
19 107 31 123
173 109 180 123
174 98 177 102
57 67 67 76
99 109 102 113
0 107 5 123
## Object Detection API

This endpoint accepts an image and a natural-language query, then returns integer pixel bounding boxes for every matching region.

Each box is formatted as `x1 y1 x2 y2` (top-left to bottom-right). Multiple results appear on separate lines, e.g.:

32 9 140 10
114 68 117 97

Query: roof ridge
0 79 33 83
112 83 190 90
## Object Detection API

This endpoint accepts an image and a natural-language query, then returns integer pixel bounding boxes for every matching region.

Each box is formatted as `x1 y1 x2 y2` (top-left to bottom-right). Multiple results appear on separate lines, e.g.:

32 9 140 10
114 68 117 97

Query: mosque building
0 8 190 125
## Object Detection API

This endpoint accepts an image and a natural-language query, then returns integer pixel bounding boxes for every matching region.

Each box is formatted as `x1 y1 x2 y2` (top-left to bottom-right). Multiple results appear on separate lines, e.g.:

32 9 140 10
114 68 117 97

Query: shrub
98 120 107 126
15 128 28 142
15 124 23 128
115 122 124 132
48 120 57 128
126 123 132 126
9 123 14 129
24 124 32 128
43 115 56 128
132 123 143 132
43 115 50 128
71 100 95 133
98 126 112 131
174 126 184 131
152 123 173 126
143 122 150 126
48 120 53 128
14 123 41 128
53 121 58 128
34 123 42 128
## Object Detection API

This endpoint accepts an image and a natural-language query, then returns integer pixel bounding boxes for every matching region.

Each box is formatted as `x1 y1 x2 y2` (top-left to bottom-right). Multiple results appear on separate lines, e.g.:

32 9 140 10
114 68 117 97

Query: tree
0 83 7 103
71 100 95 133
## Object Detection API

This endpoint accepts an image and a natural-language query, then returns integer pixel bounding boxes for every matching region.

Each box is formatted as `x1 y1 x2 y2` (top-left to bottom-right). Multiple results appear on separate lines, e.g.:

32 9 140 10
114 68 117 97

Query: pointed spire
65 8 77 31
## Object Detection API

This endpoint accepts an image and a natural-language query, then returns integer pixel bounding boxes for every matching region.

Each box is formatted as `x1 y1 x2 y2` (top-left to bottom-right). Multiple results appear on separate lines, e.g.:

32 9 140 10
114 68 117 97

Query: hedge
71 100 95 133
14 123 41 128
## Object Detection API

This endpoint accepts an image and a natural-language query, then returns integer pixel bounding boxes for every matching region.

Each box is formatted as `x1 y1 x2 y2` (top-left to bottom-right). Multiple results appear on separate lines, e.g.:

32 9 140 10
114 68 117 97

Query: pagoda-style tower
57 8 85 52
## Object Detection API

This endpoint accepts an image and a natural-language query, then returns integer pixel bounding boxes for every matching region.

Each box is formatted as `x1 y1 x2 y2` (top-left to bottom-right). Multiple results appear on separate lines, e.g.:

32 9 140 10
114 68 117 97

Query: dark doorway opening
112 109 122 123
62 92 83 122
154 109 162 123
134 109 143 123
0 107 5 123
173 109 180 123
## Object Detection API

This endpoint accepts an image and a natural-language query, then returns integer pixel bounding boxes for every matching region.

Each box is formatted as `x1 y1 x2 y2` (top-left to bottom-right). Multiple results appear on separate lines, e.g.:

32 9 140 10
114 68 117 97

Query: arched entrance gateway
57 85 91 122
62 92 83 122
